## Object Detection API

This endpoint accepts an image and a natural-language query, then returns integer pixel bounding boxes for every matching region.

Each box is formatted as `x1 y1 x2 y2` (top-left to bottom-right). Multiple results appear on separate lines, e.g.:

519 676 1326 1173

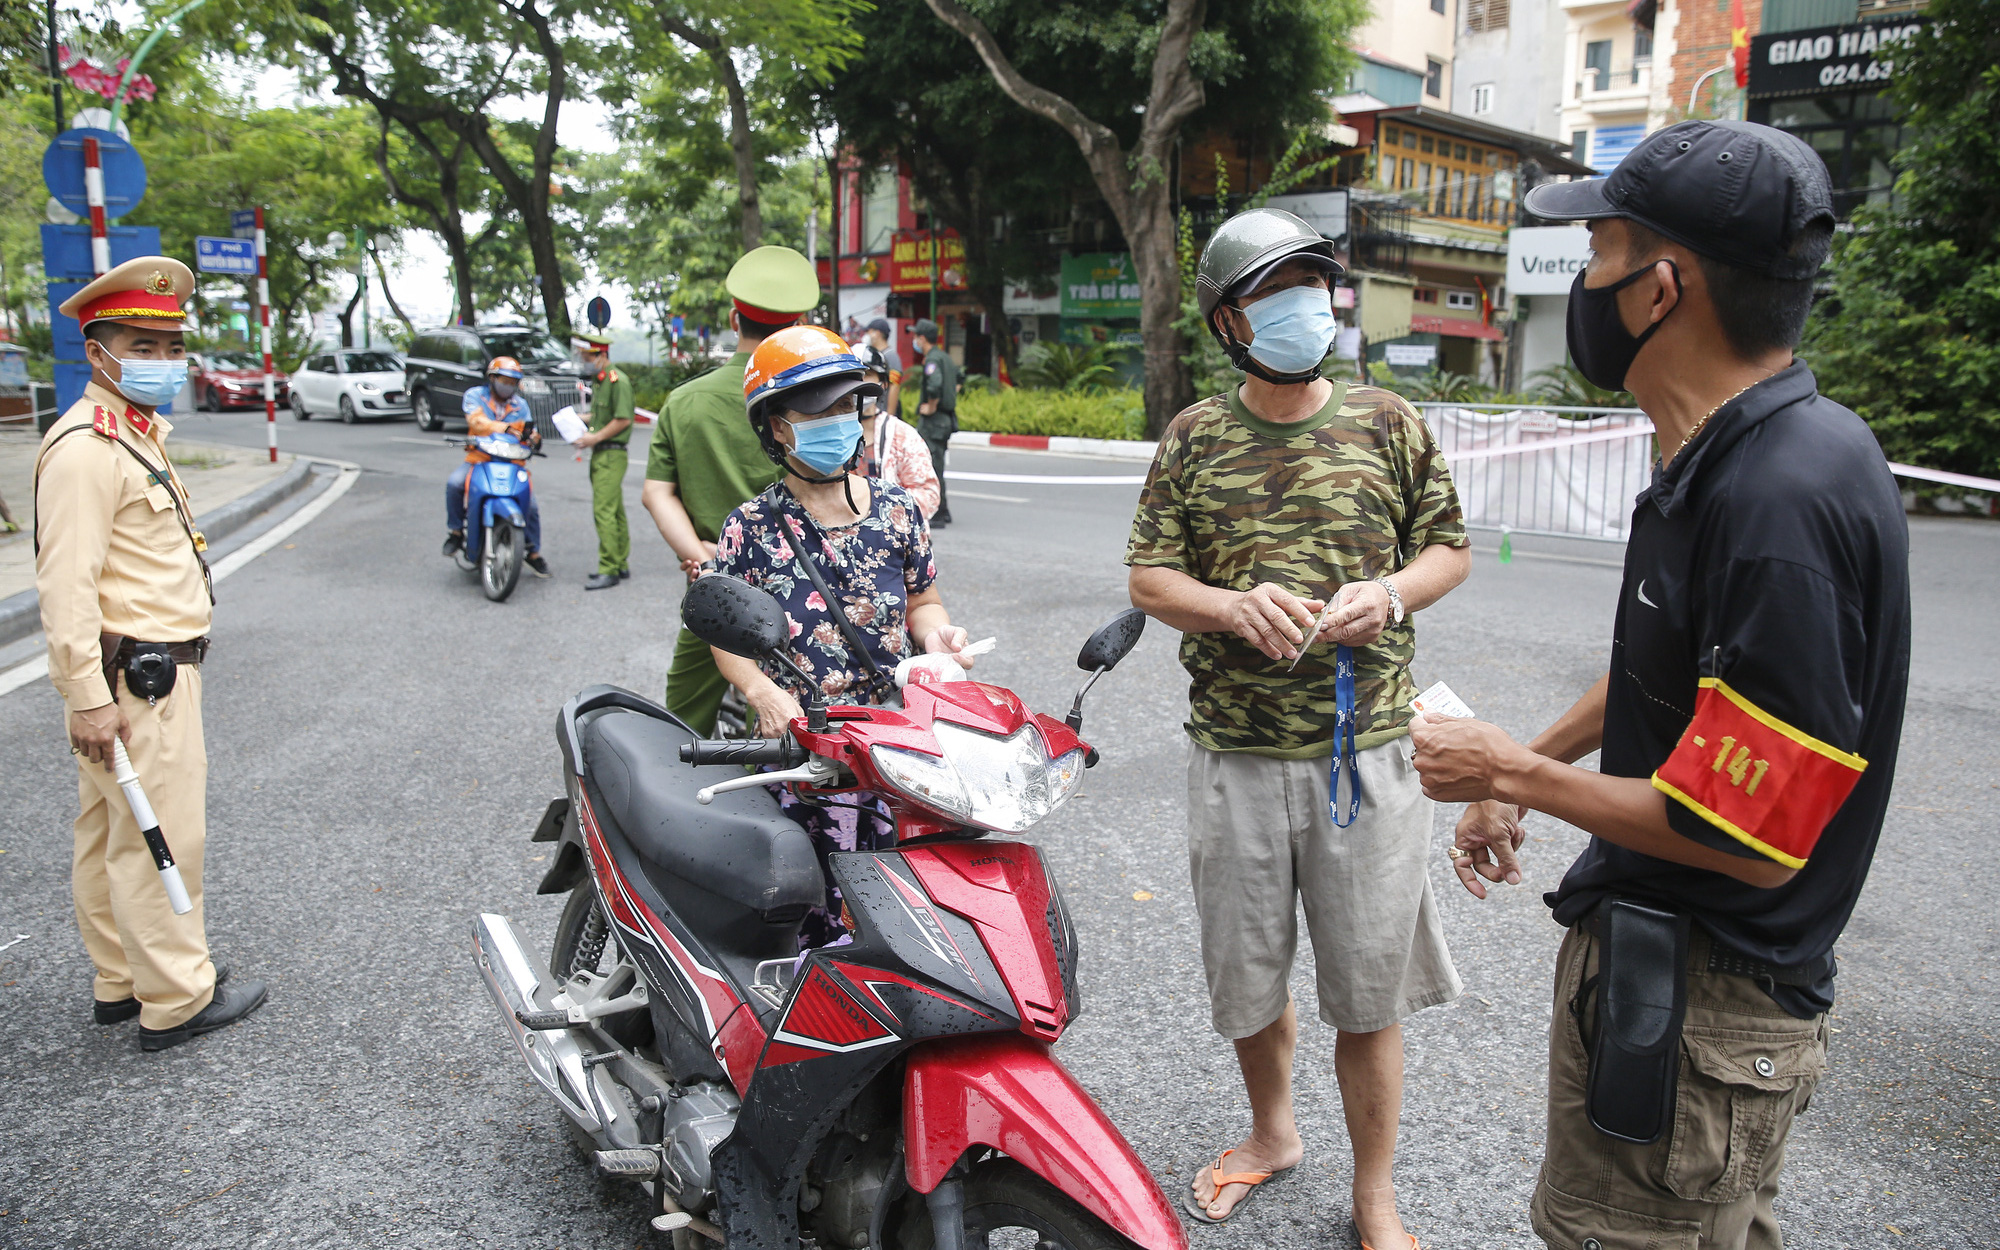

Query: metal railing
1417 402 1655 543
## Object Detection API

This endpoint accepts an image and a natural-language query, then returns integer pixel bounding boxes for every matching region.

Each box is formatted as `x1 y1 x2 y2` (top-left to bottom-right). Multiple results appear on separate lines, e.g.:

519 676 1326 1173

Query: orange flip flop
1183 1149 1293 1224
1358 1231 1420 1249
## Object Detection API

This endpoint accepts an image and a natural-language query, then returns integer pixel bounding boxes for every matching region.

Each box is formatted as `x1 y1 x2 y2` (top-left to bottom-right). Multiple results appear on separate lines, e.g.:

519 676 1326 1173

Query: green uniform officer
575 331 634 590
912 318 958 527
641 245 821 733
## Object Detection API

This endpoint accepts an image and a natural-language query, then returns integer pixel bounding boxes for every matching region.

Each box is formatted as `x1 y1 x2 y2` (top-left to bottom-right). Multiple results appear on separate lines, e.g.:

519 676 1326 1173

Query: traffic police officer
574 331 634 590
641 244 820 733
38 256 267 1052
911 318 957 527
1411 122 1909 1248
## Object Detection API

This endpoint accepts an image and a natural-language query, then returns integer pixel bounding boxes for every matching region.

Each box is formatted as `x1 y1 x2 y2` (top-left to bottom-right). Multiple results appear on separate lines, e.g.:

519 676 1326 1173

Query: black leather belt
101 633 208 697
1580 904 1830 987
592 441 628 451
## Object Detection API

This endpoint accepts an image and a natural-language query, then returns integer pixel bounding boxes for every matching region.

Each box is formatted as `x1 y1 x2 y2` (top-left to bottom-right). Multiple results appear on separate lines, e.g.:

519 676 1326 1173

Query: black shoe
617 568 631 580
442 532 465 557
931 511 952 528
96 962 230 1025
138 979 267 1052
525 554 551 578
584 572 620 590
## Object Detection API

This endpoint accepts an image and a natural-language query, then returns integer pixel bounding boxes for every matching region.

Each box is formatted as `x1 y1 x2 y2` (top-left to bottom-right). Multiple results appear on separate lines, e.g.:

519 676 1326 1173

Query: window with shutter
1466 0 1510 31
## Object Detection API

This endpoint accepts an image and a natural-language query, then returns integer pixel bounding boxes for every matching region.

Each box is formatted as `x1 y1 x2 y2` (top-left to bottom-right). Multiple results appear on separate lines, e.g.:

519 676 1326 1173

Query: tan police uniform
37 258 218 1031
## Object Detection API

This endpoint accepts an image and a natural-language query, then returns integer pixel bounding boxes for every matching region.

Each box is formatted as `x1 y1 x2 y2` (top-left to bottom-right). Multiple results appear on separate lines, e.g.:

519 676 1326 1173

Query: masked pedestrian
863 317 903 417
573 331 634 590
641 245 821 734
1126 209 1471 1245
36 257 267 1052
910 319 956 527
1410 121 1908 1250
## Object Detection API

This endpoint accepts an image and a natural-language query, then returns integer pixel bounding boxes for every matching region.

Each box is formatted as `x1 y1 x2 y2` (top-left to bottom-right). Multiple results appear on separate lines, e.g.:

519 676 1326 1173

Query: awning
1411 314 1502 341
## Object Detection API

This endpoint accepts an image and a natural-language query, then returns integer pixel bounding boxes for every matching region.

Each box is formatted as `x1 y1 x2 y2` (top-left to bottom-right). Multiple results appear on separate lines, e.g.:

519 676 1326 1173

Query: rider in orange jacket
444 356 549 576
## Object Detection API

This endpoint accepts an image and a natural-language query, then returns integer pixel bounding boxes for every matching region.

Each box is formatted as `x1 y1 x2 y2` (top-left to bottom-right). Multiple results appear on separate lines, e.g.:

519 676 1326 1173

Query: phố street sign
195 235 258 275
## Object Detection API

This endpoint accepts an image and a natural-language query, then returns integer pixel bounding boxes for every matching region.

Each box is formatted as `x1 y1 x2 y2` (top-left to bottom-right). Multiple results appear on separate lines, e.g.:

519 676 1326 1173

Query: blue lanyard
1329 644 1361 827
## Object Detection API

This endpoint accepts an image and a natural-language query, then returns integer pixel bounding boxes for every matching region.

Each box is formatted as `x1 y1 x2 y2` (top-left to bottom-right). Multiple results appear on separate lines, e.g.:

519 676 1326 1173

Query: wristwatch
1374 577 1405 626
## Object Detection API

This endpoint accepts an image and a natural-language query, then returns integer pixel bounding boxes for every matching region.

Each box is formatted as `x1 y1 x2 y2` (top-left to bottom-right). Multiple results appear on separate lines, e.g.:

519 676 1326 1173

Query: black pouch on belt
1585 899 1692 1144
124 643 178 701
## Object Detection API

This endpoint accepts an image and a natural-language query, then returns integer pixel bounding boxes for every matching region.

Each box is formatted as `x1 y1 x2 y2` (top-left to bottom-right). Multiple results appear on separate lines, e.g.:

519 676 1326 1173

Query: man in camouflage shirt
1126 208 1471 1244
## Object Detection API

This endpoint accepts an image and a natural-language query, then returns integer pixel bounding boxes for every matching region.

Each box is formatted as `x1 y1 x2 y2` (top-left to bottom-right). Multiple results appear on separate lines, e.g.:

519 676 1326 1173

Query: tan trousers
1532 925 1828 1250
72 665 215 1030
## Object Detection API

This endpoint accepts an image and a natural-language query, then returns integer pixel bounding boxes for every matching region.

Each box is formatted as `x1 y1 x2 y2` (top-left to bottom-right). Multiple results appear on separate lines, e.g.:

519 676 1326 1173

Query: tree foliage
1802 0 2000 477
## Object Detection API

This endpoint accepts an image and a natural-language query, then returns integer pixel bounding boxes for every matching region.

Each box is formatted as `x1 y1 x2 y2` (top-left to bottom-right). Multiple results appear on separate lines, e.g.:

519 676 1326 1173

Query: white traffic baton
110 739 192 915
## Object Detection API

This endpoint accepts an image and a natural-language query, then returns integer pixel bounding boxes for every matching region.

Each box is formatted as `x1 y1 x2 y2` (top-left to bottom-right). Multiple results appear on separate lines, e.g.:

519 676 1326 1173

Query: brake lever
695 755 841 805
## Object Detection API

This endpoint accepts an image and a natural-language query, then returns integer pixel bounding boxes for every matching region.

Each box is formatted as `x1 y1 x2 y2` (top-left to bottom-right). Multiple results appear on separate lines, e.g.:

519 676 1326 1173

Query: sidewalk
0 423 295 602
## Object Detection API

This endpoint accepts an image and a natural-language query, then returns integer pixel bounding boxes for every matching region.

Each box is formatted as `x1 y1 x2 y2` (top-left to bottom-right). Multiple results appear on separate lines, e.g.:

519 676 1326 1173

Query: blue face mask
786 411 863 476
107 356 189 407
1241 284 1338 377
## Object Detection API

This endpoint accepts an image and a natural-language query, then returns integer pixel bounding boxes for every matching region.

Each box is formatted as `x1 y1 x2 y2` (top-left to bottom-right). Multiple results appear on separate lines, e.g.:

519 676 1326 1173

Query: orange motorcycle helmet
742 325 881 469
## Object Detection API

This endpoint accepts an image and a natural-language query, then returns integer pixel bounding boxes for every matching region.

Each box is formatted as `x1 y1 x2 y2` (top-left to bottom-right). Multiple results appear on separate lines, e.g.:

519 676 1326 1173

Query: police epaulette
91 406 121 439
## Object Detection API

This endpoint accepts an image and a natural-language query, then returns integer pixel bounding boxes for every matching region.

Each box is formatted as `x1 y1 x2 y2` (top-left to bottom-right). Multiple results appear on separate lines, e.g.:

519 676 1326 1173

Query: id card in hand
1412 680 1475 720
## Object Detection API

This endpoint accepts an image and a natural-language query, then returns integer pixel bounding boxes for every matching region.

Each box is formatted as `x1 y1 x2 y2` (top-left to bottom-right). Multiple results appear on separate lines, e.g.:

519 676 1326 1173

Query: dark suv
404 325 584 437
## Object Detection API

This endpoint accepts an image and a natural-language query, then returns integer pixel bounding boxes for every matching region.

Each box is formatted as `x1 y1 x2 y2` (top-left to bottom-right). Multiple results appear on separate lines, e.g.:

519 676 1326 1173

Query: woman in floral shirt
706 325 976 944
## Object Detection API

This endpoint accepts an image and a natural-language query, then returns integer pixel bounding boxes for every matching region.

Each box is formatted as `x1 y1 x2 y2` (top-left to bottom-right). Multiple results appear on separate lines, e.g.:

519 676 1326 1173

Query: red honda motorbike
474 573 1185 1250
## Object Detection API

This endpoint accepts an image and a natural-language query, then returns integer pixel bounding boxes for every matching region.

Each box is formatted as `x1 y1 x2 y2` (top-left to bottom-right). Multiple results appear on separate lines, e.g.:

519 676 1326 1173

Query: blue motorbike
445 432 542 602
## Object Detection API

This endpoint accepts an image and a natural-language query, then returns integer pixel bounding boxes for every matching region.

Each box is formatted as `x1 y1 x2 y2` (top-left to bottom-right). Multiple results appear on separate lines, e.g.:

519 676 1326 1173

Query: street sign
1385 343 1438 367
587 296 612 328
42 128 147 219
194 235 258 275
1507 225 1593 296
232 209 258 240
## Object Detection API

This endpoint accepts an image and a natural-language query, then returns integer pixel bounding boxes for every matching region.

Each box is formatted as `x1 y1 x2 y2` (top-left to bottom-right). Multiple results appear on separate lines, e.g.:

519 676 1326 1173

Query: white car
291 349 411 423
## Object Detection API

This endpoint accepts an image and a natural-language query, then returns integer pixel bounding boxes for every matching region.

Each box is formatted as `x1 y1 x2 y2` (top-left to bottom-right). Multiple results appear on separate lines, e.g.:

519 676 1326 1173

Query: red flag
1730 0 1751 88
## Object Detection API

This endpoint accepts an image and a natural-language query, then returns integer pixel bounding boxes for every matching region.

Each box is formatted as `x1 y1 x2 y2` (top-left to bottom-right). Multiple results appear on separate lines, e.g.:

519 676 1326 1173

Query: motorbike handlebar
679 737 809 768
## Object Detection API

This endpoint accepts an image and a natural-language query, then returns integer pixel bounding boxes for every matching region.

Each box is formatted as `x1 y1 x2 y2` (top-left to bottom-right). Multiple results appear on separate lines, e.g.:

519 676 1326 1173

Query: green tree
919 0 1358 434
1802 0 2000 477
192 0 599 337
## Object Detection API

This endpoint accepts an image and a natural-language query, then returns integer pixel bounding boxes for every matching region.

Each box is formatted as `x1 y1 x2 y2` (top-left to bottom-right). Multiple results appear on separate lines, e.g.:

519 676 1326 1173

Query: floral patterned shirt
711 481 937 703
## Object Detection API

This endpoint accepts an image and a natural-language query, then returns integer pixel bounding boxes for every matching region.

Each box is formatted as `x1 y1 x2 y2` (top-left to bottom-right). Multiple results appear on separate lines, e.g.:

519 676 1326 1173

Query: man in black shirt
1411 120 1910 1249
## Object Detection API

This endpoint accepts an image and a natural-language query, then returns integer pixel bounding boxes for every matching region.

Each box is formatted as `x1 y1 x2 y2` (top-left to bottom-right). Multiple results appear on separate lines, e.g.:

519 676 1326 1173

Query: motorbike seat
582 711 821 922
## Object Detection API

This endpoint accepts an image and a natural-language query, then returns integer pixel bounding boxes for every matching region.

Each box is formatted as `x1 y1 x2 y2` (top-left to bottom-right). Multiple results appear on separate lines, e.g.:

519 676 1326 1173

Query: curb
952 430 1158 461
0 455 319 649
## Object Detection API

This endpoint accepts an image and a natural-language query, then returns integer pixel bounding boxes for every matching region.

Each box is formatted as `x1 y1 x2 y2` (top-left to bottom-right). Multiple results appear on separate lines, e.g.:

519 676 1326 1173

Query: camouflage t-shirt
1125 382 1467 759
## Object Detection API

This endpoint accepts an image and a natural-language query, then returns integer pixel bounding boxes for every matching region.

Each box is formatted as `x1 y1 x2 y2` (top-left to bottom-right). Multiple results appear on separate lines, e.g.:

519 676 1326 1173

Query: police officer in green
911 318 958 527
641 244 821 733
575 331 634 590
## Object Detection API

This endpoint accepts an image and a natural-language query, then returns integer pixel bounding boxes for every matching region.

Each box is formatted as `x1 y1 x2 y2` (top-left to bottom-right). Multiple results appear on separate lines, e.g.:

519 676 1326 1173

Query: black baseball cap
1524 120 1834 280
865 317 891 335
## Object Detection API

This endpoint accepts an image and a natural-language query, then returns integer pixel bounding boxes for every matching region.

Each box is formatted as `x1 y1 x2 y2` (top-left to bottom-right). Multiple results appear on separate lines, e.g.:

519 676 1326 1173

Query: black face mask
1565 259 1680 392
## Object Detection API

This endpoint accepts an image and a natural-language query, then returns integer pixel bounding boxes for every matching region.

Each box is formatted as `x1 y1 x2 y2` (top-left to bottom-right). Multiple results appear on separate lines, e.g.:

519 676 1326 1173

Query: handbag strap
773 486 894 699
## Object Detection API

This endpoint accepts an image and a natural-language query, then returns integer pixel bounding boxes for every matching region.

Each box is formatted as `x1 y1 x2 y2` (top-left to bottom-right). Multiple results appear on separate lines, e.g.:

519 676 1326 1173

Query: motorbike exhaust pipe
472 912 603 1134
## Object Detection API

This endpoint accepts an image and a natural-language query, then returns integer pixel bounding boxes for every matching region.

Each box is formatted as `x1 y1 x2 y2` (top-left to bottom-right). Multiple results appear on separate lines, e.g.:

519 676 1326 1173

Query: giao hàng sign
1748 18 1928 99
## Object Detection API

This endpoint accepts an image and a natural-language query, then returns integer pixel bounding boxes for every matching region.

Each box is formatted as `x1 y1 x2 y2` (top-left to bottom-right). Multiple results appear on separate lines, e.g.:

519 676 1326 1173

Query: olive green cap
573 331 614 348
724 245 822 317
1195 208 1342 327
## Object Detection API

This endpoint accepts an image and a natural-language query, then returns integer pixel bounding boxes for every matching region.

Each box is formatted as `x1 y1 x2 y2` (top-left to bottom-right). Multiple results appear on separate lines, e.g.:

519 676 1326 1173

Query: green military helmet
1195 208 1343 339
725 245 822 319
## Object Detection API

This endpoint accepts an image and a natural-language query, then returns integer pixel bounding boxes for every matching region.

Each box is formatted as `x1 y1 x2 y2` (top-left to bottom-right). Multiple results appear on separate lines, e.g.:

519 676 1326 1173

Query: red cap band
733 299 799 329
76 287 186 327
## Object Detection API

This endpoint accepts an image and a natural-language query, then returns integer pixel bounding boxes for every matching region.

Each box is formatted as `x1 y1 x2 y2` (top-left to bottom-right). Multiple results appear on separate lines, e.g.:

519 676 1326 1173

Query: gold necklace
1674 383 1756 458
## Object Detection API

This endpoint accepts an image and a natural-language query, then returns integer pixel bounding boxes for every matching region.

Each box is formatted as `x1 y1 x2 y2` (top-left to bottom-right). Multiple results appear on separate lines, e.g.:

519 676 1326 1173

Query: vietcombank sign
1506 226 1593 296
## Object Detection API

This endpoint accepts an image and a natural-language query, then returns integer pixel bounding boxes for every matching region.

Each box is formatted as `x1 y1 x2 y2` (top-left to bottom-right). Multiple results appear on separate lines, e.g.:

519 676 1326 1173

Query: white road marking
945 471 1145 486
0 464 362 700
949 490 1031 504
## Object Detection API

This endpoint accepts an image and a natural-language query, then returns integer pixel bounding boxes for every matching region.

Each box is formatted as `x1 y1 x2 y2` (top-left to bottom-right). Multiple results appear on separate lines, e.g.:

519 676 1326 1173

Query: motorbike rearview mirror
1076 608 1147 674
681 574 789 658
1066 608 1149 740
679 573 828 730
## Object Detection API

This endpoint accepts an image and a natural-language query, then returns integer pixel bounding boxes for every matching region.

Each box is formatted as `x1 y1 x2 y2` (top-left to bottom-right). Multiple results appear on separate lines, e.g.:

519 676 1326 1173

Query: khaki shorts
1533 925 1830 1250
1186 738 1461 1037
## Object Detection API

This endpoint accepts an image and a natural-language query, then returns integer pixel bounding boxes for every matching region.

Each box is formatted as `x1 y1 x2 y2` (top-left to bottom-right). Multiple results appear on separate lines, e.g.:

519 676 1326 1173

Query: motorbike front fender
483 495 527 529
904 1032 1187 1250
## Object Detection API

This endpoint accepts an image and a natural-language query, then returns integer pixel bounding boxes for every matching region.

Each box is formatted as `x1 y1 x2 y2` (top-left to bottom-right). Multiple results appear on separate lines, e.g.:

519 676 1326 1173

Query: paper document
550 404 588 444
1412 681 1475 720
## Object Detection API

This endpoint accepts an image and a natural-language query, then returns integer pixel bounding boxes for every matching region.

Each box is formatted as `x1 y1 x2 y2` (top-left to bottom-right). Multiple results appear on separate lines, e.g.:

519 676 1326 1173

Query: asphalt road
0 407 1992 1248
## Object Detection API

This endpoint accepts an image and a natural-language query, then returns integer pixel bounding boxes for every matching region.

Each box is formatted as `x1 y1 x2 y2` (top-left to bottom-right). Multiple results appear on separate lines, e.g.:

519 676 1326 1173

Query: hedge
905 386 1146 441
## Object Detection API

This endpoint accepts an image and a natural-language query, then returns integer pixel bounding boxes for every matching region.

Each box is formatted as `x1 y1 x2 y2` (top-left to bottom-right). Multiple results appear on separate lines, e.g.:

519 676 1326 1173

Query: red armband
1651 679 1866 869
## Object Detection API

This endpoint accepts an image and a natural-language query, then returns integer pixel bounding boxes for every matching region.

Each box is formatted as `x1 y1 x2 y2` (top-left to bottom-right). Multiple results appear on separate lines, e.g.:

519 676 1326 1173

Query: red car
189 351 290 411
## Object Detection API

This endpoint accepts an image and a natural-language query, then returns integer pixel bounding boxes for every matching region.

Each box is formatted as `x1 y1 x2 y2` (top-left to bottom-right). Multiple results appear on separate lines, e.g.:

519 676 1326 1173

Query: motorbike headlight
870 722 1085 833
